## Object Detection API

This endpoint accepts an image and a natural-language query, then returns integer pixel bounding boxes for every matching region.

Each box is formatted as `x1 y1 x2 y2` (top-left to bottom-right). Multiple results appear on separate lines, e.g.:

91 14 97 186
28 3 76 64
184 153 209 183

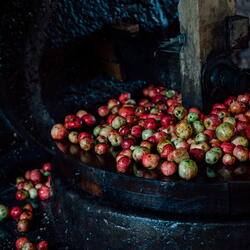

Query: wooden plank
178 0 236 109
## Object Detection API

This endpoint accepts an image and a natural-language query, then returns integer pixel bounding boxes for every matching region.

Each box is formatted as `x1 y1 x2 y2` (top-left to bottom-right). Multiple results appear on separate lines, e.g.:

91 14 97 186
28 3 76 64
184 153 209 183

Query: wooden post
178 0 236 109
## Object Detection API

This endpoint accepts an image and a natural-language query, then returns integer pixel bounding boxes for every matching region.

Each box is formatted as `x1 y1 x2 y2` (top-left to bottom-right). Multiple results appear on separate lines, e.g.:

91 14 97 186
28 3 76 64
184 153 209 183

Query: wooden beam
178 0 236 109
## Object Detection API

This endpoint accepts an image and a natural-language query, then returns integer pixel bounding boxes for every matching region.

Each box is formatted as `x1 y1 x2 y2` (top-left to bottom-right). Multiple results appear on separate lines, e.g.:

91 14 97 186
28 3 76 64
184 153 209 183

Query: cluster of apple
10 204 34 233
0 162 52 249
15 163 52 201
51 85 250 180
0 204 49 250
15 238 48 250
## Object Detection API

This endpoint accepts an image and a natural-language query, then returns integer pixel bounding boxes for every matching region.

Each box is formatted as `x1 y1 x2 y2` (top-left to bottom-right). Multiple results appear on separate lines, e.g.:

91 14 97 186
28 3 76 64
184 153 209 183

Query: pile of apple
15 238 48 250
0 162 52 249
10 204 34 233
51 85 250 180
15 163 52 202
0 202 49 249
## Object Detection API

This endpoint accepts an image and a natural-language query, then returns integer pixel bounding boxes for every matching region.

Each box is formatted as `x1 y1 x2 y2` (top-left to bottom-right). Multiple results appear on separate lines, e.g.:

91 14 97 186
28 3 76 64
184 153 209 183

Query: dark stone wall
236 0 250 69
45 0 180 47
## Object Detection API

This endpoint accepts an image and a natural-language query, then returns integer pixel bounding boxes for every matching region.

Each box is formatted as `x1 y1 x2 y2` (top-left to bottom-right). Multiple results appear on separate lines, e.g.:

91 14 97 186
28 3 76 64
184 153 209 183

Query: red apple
64 115 82 130
77 132 93 142
221 142 235 154
140 141 153 150
152 95 165 103
222 154 236 166
168 103 181 114
147 136 158 145
16 238 30 250
189 148 204 162
76 110 87 119
37 241 49 250
235 114 248 122
210 139 221 147
161 115 176 127
237 93 250 104
204 130 215 141
225 96 237 106
131 125 143 138
175 141 190 150
233 146 249 162
42 163 52 172
16 191 28 201
51 124 68 140
95 144 108 155
142 153 160 169
212 103 227 110
118 107 135 118
236 121 248 133
16 182 24 191
17 219 29 233
10 206 22 220
38 185 51 200
204 114 221 131
160 144 175 159
121 139 136 150
79 136 94 151
98 106 109 117
20 211 33 221
107 99 120 110
189 107 201 115
211 109 230 119
154 132 168 143
116 156 131 173
166 99 176 107
170 149 190 164
144 118 158 130
82 114 96 126
126 115 138 126
230 101 246 114
148 88 159 98
107 114 116 124
119 93 131 104
160 161 177 176
138 99 150 106
30 169 42 184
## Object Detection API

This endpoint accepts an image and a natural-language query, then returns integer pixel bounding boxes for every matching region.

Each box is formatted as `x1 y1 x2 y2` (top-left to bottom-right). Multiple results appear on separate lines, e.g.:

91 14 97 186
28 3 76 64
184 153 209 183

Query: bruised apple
142 153 160 169
175 121 193 139
178 159 198 180
216 123 235 142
